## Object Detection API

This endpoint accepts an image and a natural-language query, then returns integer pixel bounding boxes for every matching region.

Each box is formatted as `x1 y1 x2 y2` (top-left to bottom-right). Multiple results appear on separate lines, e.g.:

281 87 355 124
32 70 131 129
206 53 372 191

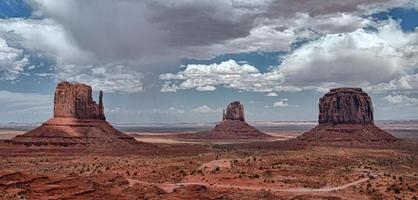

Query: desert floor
0 128 417 200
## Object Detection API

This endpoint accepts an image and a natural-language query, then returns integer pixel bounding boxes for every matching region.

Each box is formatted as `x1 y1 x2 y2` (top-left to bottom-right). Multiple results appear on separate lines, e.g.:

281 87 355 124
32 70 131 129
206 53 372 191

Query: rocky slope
298 88 398 142
10 82 140 151
182 101 271 139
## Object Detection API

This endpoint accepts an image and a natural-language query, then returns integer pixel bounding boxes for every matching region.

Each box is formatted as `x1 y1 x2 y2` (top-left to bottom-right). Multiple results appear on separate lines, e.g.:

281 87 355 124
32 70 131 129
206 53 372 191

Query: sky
0 0 417 124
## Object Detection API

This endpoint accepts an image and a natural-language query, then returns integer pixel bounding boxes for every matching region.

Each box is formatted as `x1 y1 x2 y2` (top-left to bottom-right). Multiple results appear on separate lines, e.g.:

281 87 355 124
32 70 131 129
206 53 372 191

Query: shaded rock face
182 101 271 139
298 88 398 142
318 88 373 124
54 82 105 120
223 101 245 121
10 82 139 150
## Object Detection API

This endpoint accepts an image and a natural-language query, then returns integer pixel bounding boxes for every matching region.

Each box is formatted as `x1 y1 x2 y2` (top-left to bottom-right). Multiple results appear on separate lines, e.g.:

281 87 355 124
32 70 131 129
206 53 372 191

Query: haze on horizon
0 0 417 124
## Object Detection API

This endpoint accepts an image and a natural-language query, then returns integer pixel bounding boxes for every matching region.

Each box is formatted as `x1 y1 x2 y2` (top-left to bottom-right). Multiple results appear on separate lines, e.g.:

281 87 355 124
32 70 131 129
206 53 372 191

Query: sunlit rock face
298 88 398 143
10 82 139 150
54 82 105 120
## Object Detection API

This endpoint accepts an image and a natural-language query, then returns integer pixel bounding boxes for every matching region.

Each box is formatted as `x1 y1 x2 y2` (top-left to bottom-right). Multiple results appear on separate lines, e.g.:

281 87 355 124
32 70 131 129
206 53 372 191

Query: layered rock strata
10 82 138 149
184 101 271 139
298 88 398 142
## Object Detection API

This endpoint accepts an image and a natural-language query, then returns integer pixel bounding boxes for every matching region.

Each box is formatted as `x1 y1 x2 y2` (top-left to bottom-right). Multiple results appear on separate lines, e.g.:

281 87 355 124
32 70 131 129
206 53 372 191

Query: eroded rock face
298 87 398 142
10 82 140 150
54 82 105 120
182 101 270 139
318 88 373 124
223 101 245 121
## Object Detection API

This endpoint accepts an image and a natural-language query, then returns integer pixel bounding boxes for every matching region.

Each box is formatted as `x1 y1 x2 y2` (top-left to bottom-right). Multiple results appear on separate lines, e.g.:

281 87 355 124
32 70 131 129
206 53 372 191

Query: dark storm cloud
28 0 411 63
145 1 256 47
0 0 411 93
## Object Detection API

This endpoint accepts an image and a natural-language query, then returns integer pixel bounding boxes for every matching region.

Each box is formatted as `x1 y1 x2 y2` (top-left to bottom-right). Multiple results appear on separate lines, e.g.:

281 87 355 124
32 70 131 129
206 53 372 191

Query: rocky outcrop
54 82 105 120
298 88 398 142
318 88 373 124
182 101 271 139
223 101 245 121
10 82 139 150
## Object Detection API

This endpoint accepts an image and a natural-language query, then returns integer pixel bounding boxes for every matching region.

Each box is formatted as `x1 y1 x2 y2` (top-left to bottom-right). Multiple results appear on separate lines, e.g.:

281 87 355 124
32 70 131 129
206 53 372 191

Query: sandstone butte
10 82 140 150
183 101 271 139
298 88 398 142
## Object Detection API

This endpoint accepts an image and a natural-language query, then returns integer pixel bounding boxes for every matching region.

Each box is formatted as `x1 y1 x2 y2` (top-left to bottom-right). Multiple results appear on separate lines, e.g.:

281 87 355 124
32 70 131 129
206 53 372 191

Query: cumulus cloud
160 60 290 92
278 20 408 87
278 19 418 92
384 94 418 106
55 64 144 93
0 18 91 64
273 100 289 107
272 98 298 108
25 0 416 61
266 92 278 96
0 18 143 92
161 19 418 93
0 37 30 81
192 105 222 113
0 0 415 93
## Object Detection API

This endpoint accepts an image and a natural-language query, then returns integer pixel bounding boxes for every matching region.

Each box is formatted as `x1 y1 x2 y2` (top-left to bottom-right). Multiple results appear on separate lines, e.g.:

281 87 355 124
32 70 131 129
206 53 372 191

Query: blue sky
0 0 417 123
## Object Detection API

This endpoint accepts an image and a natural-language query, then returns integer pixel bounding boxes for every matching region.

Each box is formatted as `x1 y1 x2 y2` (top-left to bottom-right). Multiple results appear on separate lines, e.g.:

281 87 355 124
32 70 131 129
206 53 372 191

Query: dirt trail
127 176 371 193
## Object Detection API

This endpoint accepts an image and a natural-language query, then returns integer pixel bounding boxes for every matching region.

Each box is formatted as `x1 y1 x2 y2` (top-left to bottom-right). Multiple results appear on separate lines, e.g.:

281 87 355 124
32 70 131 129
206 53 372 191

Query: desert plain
0 121 417 200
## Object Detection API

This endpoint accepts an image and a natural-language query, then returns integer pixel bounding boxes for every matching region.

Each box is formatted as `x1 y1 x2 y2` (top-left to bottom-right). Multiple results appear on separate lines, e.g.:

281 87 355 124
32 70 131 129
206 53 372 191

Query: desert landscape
0 83 417 200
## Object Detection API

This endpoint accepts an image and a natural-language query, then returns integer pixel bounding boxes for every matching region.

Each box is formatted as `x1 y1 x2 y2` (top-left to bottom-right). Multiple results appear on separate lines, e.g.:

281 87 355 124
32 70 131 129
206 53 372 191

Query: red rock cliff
53 82 105 120
318 88 373 125
222 101 245 121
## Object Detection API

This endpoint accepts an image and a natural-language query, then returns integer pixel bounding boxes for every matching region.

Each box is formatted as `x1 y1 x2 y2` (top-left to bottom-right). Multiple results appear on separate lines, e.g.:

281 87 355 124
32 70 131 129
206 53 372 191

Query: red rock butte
183 101 271 139
298 88 398 142
10 82 139 150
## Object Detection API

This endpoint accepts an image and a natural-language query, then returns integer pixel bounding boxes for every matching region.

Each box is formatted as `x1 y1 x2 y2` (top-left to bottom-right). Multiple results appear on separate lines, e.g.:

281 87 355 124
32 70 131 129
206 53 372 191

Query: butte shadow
178 101 272 140
297 88 399 143
8 82 145 152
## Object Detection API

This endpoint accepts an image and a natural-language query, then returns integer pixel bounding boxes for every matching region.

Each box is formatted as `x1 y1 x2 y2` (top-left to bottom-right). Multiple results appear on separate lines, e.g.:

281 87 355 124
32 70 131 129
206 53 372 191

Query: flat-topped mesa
54 82 105 120
222 101 245 121
298 87 398 142
318 87 373 125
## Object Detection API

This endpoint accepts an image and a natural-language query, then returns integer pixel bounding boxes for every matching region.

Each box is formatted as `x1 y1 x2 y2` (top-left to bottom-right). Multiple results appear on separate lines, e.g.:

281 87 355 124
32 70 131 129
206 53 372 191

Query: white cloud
266 92 278 96
192 105 221 113
160 59 288 92
55 64 144 93
0 0 415 94
160 19 418 94
278 20 412 88
384 94 418 106
0 38 30 80
366 74 418 93
0 18 144 92
273 100 289 107
0 19 91 64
